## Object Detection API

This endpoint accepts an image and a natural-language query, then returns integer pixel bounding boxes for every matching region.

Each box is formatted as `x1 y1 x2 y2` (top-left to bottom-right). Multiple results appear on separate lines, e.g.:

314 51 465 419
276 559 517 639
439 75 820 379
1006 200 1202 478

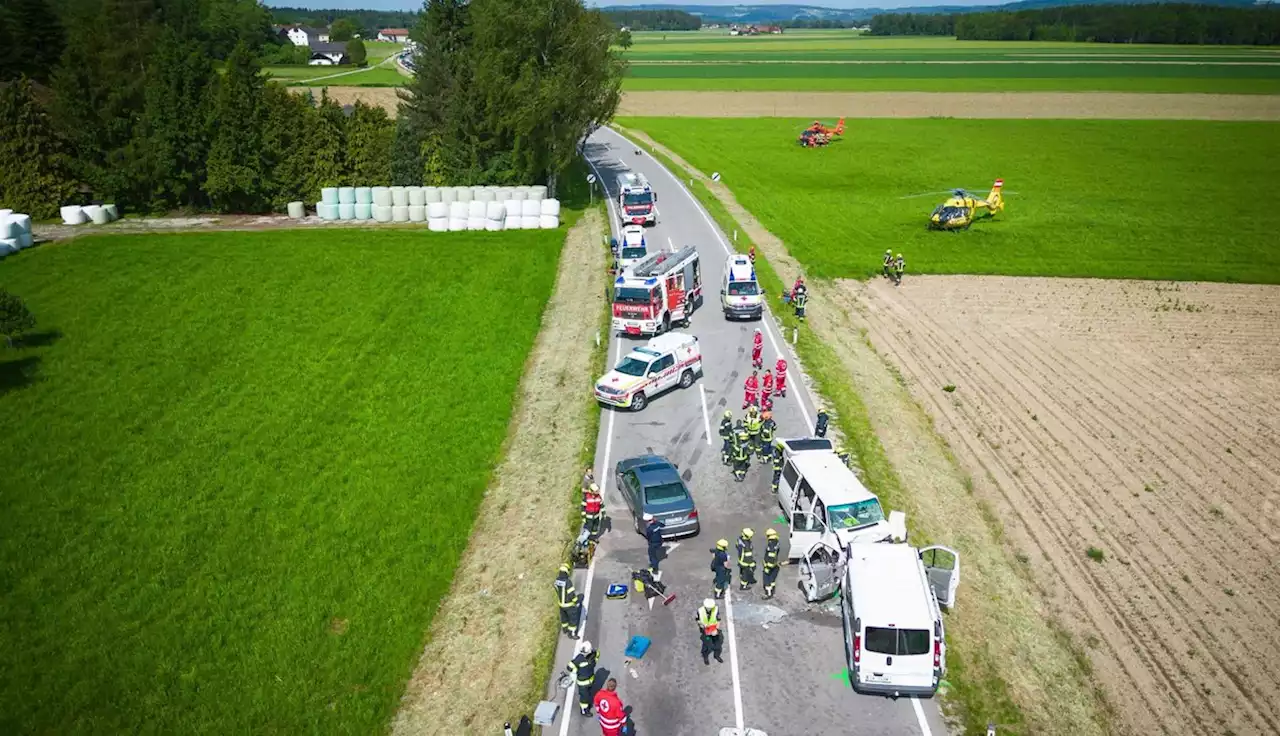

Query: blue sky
267 0 1011 11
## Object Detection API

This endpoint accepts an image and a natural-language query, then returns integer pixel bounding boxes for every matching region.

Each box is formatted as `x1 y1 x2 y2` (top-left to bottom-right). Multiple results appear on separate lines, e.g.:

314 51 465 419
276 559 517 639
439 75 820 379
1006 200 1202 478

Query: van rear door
859 626 935 692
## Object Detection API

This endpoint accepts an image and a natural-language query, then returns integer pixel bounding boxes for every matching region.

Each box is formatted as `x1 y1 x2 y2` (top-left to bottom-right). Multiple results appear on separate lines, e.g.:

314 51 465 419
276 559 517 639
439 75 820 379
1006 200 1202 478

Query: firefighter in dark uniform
893 253 906 287
882 249 893 279
732 423 751 482
719 410 734 465
555 563 581 639
815 405 829 438
835 446 852 470
567 640 599 716
793 282 808 321
745 405 763 459
581 482 604 538
710 539 732 599
762 529 781 599
643 513 665 579
760 410 776 457
736 528 756 590
771 439 785 493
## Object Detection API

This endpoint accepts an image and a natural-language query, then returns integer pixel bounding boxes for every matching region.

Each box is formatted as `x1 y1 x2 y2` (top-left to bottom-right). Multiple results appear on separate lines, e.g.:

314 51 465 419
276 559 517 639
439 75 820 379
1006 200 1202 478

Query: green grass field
621 32 1280 93
0 228 563 734
619 117 1280 283
265 41 408 87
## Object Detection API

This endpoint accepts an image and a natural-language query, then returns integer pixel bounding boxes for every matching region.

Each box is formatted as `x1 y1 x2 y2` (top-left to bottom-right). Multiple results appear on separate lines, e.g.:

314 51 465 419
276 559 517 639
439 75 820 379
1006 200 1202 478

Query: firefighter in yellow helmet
736 528 756 590
710 539 732 599
762 529 782 599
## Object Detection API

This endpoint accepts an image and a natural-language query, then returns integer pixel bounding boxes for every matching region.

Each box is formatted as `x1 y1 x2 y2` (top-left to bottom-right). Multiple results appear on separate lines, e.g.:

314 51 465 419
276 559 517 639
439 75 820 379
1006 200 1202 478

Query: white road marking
668 236 674 251
911 697 934 736
698 384 713 446
665 542 681 553
724 587 746 732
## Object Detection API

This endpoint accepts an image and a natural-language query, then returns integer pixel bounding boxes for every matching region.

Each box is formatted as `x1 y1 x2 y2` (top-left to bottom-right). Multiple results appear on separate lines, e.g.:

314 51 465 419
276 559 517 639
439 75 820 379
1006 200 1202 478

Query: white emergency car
720 254 763 320
618 225 649 272
594 332 703 411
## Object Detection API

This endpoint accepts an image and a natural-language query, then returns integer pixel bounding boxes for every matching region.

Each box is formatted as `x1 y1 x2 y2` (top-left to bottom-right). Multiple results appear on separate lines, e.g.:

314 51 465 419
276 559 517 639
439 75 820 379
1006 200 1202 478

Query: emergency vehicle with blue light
611 245 702 337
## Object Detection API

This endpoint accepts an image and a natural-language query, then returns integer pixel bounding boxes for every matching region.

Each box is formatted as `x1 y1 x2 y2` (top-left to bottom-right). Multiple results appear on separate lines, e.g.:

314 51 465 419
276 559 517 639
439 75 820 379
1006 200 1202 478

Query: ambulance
611 245 702 337
618 225 649 272
720 253 763 320
594 332 703 412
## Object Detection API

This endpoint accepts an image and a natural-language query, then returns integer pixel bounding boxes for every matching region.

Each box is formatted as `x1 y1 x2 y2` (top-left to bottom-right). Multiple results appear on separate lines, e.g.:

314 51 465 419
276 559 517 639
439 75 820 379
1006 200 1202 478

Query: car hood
598 370 645 392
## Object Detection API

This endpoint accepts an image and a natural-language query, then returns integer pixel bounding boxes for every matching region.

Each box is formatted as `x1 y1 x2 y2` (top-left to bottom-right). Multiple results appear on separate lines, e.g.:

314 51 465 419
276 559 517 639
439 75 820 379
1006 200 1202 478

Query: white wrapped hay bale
408 205 426 222
467 200 486 219
392 205 410 222
373 204 393 223
85 205 110 225
520 215 540 229
372 186 392 206
448 217 468 232
511 189 527 201
408 187 425 206
0 209 10 220
356 187 373 204
424 186 441 203
540 214 560 229
391 186 408 206
476 189 495 203
19 232 34 249
529 185 548 200
440 187 457 203
322 187 339 205
427 202 448 219
503 199 521 218
338 203 355 220
103 204 119 220
496 187 513 201
338 187 356 204
540 198 561 216
0 238 17 255
5 213 31 234
466 216 486 231
485 201 505 221
355 203 372 220
455 186 472 202
287 201 305 219
60 205 87 225
520 199 540 217
0 219 20 239
428 218 448 232
485 219 503 232
448 201 468 220
317 202 338 220
504 215 520 230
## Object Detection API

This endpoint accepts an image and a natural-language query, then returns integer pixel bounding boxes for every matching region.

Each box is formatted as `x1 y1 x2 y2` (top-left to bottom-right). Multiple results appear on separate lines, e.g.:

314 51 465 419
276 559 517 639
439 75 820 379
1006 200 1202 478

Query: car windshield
623 192 653 207
621 247 646 260
614 357 652 377
828 499 886 530
614 287 652 305
644 481 688 506
727 281 758 296
865 627 931 656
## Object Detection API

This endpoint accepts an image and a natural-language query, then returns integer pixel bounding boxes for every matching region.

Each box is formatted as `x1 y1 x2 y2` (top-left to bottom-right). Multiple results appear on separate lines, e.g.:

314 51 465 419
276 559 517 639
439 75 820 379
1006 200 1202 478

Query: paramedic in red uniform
774 357 788 397
593 678 628 736
761 368 774 410
751 328 763 369
743 370 759 410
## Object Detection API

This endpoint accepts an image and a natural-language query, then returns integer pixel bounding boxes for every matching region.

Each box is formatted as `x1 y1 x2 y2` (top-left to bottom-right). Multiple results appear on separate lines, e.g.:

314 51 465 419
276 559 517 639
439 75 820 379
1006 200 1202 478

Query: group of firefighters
882 250 907 286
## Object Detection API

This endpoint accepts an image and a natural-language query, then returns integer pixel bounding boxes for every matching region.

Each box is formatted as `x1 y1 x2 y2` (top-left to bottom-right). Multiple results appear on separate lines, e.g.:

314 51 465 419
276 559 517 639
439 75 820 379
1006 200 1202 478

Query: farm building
308 41 348 65
377 28 410 42
279 24 330 47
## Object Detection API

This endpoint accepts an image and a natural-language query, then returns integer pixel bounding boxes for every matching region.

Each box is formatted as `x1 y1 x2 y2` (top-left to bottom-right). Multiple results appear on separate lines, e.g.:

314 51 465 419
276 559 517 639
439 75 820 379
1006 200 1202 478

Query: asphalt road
544 127 950 736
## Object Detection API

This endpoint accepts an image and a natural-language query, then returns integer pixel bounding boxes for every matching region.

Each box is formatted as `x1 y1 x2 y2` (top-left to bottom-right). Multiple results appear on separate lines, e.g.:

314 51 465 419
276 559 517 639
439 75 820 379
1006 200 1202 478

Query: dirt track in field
848 275 1280 736
389 210 605 735
314 87 1280 120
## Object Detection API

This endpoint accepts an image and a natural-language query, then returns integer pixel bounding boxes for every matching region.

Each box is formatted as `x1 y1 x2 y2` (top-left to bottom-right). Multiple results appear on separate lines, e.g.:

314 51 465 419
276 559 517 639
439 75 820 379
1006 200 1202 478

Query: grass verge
0 227 563 735
616 123 1111 735
616 116 1280 284
621 75 1280 94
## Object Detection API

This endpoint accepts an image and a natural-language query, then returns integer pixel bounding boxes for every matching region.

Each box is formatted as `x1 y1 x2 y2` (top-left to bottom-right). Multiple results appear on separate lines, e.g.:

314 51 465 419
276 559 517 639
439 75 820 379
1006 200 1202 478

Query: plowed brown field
845 275 1280 736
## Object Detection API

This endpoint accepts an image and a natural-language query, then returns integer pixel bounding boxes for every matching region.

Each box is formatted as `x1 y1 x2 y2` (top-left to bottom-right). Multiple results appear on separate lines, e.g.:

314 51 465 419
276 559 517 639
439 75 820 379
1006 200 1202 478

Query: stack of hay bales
305 184 563 232
1 211 35 254
55 203 120 226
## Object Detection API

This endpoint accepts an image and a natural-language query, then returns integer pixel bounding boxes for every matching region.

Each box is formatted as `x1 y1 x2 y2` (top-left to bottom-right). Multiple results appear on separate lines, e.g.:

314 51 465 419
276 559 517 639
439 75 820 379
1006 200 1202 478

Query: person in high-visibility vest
732 425 750 482
582 483 604 538
893 253 906 287
555 563 582 639
762 529 781 599
718 410 734 465
835 446 852 470
760 411 776 456
815 405 829 438
709 539 731 599
751 328 764 370
745 405 763 458
771 440 785 493
793 283 808 321
882 249 894 280
743 370 759 410
775 357 789 397
567 640 599 716
761 368 774 409
736 528 756 590
697 598 724 664
593 678 627 736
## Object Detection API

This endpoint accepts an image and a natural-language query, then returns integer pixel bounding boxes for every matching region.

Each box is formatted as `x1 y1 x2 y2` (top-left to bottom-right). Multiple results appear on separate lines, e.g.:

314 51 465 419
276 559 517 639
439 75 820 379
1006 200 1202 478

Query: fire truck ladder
631 245 698 278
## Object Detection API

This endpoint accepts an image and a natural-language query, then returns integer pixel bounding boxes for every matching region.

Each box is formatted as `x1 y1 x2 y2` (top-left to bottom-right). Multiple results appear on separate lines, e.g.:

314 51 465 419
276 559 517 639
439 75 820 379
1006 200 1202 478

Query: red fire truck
611 245 702 337
615 172 657 227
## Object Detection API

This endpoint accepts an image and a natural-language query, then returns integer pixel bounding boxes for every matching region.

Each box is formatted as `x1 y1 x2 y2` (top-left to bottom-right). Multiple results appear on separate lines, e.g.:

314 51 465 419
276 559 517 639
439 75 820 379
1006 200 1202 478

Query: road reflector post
792 327 798 345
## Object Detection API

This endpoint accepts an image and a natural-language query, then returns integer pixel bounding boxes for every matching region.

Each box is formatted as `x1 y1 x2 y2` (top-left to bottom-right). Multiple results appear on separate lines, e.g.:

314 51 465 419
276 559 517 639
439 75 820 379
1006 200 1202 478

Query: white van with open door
799 540 960 698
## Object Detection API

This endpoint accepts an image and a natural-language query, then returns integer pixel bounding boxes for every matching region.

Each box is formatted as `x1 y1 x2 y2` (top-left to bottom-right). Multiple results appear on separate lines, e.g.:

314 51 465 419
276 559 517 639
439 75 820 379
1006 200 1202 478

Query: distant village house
377 28 410 43
307 41 349 66
278 24 330 47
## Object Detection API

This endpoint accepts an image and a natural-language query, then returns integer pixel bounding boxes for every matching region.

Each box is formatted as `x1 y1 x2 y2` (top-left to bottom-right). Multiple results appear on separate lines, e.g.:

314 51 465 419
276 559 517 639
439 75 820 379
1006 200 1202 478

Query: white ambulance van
594 332 703 412
720 254 763 320
618 225 649 272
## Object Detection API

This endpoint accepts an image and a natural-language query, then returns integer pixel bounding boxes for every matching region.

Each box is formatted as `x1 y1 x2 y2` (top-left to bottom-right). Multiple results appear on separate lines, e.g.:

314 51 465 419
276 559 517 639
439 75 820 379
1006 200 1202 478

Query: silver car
615 454 700 539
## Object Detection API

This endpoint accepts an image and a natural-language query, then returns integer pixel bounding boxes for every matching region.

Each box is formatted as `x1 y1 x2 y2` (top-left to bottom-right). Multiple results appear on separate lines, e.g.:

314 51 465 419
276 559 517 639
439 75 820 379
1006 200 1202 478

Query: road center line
698 384 713 446
724 587 746 732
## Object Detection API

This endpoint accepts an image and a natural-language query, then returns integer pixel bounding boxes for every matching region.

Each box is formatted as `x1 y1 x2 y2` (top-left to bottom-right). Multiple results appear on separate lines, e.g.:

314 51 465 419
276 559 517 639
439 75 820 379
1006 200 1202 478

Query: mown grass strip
616 126 1027 734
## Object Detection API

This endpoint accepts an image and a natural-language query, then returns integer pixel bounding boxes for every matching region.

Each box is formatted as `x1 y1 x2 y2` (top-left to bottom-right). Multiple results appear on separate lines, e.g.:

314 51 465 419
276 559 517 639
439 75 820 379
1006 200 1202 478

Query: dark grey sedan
615 454 700 539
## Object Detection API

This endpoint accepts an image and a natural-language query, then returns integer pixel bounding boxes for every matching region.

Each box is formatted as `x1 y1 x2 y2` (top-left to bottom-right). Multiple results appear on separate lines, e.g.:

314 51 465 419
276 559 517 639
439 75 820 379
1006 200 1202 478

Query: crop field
618 116 1280 284
622 32 1280 94
0 228 563 734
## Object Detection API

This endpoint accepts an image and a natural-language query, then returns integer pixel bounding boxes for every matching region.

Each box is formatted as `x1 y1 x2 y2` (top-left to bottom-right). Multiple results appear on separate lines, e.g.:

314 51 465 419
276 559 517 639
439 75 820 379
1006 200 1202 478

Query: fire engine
615 172 657 227
611 245 702 337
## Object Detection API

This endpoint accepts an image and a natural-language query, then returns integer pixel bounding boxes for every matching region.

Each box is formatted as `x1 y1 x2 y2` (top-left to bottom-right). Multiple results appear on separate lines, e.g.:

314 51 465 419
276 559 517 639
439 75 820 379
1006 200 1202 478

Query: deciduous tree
347 37 367 65
0 290 37 348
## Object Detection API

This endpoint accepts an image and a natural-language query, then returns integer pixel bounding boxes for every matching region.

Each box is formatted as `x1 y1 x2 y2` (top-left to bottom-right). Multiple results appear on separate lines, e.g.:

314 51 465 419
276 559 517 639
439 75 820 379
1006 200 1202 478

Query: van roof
643 331 697 354
787 450 878 506
843 544 935 629
727 261 756 282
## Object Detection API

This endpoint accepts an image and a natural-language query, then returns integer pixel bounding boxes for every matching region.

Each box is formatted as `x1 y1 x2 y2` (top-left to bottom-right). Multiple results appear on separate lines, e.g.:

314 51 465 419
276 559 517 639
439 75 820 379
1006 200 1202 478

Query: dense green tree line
398 0 624 192
268 7 420 36
601 9 701 31
0 0 622 218
871 4 1280 45
781 19 863 30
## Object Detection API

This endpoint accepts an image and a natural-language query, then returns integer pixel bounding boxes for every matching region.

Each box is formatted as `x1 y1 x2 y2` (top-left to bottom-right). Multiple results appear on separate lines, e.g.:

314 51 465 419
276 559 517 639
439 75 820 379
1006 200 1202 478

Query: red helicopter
797 117 845 147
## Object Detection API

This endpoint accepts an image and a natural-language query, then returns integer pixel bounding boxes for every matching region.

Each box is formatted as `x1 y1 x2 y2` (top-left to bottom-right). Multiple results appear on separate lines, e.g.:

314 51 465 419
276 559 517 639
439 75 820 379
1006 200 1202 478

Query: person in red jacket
593 678 628 736
743 370 759 410
760 368 774 411
751 328 763 369
774 357 788 397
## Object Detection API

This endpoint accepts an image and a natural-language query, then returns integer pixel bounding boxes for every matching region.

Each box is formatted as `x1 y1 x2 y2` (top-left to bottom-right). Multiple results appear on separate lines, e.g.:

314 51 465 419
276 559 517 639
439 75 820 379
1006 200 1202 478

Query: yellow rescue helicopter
928 179 1005 231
